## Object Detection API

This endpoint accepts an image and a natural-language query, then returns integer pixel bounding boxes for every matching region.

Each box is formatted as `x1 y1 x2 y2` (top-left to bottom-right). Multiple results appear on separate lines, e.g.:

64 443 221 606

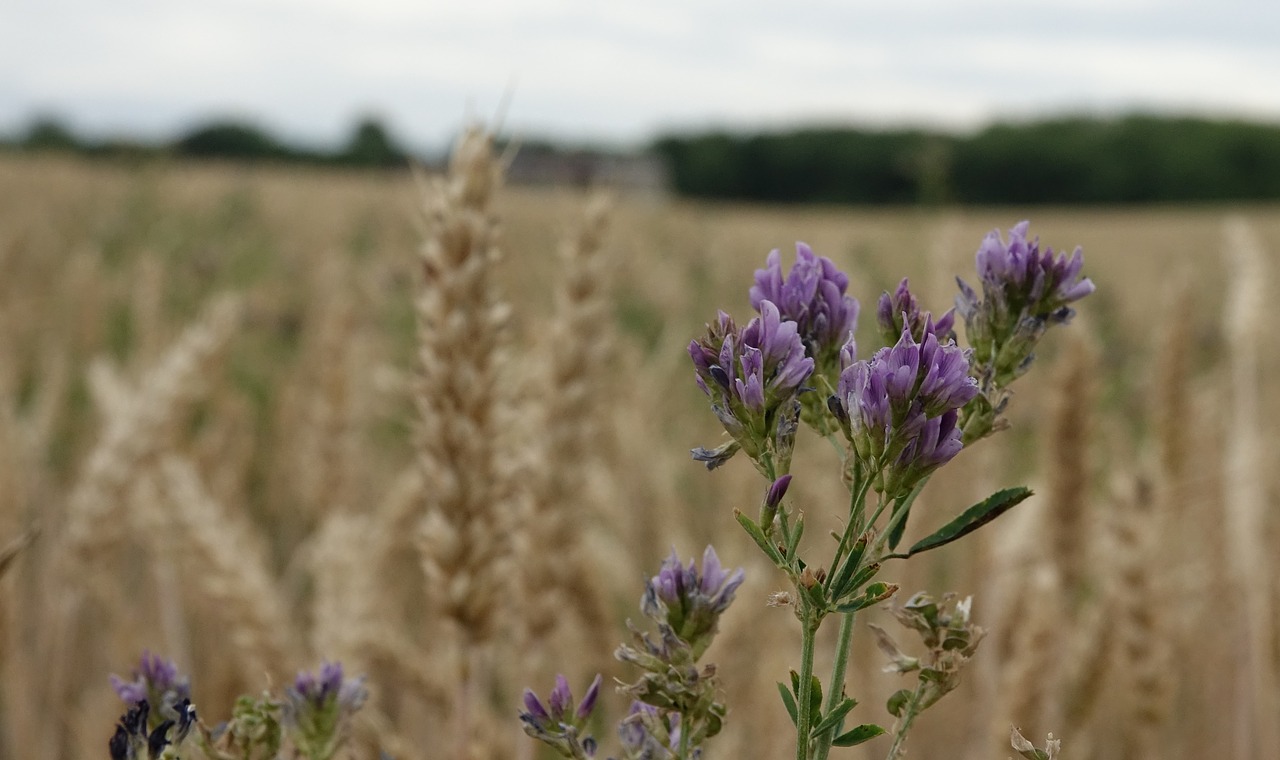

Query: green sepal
887 689 913 718
888 487 1033 559
832 724 887 747
735 509 786 566
777 682 798 726
810 697 858 737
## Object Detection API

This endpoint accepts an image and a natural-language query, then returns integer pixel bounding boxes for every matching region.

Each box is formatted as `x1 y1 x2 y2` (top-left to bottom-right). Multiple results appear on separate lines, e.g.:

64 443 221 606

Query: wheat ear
158 454 294 685
1220 215 1279 760
520 194 616 677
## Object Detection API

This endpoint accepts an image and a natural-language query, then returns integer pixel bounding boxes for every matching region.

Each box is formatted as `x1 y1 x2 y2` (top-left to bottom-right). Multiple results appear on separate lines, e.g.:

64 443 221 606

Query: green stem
796 611 819 760
678 715 693 760
883 680 927 760
812 611 857 760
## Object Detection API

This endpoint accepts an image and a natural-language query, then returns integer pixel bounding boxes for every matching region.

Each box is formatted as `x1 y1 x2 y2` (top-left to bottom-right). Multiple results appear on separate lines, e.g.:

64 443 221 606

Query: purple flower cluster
110 651 191 725
617 701 680 759
960 221 1095 322
835 329 978 495
750 243 860 366
876 278 956 347
521 674 604 758
956 222 1095 389
642 546 745 659
689 303 813 468
288 662 367 715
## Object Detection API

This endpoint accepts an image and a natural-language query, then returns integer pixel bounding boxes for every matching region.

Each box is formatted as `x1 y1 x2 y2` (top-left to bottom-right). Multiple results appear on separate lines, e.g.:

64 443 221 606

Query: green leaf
809 675 824 718
777 682 798 726
887 503 911 550
896 487 1033 559
886 689 913 718
832 724 887 747
835 581 898 613
786 511 805 561
810 697 858 737
735 509 786 566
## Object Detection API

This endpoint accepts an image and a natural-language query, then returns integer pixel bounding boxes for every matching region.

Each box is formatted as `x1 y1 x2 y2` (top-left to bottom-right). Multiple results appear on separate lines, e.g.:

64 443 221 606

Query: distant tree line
9 112 1280 203
651 115 1280 204
3 114 409 168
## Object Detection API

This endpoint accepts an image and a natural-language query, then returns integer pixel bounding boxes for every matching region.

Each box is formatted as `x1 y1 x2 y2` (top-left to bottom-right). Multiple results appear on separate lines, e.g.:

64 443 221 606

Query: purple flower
955 222 1094 388
520 674 603 758
290 661 365 714
642 546 744 659
618 701 680 759
110 651 191 726
689 302 813 468
877 278 956 347
750 243 860 364
836 329 977 494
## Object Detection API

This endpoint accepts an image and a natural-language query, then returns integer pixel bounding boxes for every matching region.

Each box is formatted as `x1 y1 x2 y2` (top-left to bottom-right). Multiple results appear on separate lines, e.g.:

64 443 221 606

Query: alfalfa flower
110 652 192 727
689 302 813 472
955 221 1094 389
283 662 367 760
876 278 956 347
617 701 681 760
641 545 745 659
750 243 859 434
833 329 977 496
520 674 603 759
750 243 859 367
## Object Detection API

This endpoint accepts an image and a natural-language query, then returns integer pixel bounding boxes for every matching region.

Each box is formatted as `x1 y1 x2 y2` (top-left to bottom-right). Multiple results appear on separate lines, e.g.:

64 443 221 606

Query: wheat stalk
1220 215 1279 760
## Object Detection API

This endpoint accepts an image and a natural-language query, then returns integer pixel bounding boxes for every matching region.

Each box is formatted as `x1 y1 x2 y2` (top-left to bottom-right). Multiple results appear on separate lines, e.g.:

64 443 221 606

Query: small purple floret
836 329 977 493
750 243 860 362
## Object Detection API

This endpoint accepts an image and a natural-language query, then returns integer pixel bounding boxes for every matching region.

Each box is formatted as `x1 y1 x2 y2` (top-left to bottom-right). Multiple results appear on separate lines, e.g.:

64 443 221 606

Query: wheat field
1 142 1278 760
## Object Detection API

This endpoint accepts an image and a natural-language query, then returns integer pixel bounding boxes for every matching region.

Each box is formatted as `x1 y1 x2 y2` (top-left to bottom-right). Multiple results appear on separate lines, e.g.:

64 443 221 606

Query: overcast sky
3 0 1277 151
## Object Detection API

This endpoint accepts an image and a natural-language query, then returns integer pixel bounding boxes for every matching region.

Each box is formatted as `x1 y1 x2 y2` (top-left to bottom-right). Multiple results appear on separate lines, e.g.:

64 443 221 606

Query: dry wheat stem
1220 215 1279 760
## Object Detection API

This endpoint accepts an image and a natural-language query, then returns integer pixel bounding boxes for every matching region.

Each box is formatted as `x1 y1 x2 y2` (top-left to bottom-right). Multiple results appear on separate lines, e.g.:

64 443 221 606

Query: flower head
689 303 813 470
642 546 744 659
876 278 956 347
835 329 977 495
750 243 859 365
520 674 603 759
955 221 1094 389
283 662 367 760
110 652 191 727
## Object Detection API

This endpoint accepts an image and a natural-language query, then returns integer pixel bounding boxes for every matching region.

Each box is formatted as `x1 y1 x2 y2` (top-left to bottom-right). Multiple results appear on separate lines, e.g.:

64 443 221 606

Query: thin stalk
796 611 820 760
678 717 693 759
813 611 857 760
827 480 872 591
883 680 927 760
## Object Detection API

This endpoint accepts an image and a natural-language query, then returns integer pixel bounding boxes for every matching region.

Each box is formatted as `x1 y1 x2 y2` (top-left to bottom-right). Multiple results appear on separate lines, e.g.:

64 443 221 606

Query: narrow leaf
887 503 911 550
899 487 1033 558
809 675 824 718
777 682 798 726
786 511 805 561
735 509 786 566
832 724 887 747
810 697 858 737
